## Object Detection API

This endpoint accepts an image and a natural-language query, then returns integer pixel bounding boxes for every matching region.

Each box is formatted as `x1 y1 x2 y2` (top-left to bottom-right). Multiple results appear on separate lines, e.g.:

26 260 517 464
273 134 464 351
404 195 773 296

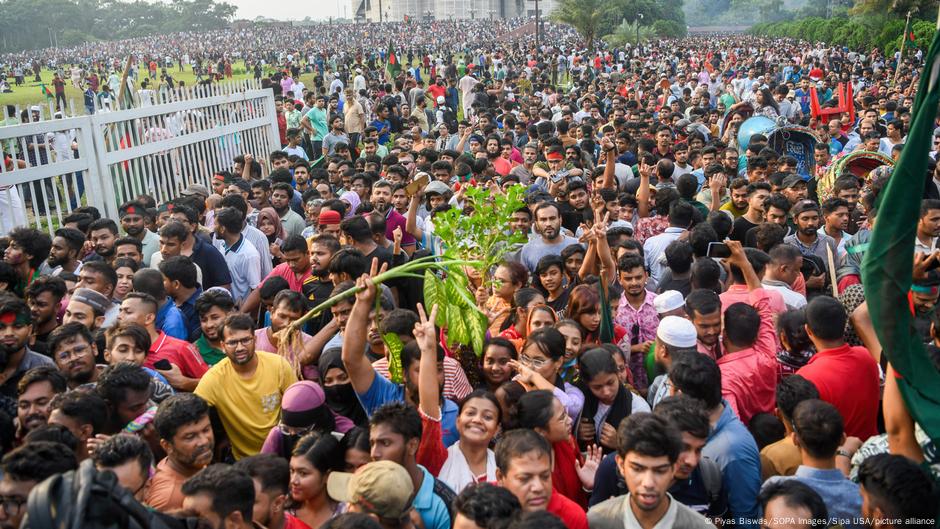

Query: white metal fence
0 79 280 235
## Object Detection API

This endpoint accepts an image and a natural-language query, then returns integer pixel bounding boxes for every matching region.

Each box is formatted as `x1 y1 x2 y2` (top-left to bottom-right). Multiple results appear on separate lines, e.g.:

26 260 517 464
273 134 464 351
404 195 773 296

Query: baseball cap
791 199 819 217
327 461 414 520
181 183 210 198
424 181 451 196
781 174 806 189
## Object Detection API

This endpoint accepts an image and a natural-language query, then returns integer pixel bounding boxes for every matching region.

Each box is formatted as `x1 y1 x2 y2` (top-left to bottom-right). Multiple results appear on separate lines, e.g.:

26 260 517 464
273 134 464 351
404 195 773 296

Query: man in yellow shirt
194 314 296 459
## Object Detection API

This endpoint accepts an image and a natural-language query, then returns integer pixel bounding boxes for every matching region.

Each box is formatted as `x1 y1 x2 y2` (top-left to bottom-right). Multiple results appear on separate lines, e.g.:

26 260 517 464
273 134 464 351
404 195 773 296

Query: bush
652 19 687 38
751 15 935 52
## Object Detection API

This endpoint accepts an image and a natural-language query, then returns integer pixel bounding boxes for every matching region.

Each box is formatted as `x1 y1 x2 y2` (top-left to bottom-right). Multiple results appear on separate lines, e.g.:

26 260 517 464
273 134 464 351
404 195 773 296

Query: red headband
546 151 564 161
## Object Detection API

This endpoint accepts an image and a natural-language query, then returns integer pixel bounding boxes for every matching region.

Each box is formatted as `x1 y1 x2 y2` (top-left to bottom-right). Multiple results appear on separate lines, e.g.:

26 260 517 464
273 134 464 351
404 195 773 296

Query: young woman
534 255 571 316
437 389 502 494
263 381 349 458
498 287 546 352
482 261 528 335
506 389 600 508
576 348 650 454
257 207 286 264
565 284 626 347
555 319 583 383
288 432 345 529
480 337 518 392
317 347 368 427
776 309 815 379
112 258 138 302
561 244 585 286
509 327 584 424
525 304 557 334
338 427 371 472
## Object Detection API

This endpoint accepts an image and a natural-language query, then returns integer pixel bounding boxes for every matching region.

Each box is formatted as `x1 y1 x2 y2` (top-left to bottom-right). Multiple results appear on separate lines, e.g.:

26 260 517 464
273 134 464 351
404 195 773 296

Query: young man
194 290 236 366
92 433 153 500
47 390 108 461
915 199 940 254
14 365 66 441
181 464 256 529
761 244 807 310
453 483 522 529
587 413 713 529
159 256 203 340
784 200 838 283
371 179 416 254
820 197 850 259
242 235 312 315
155 210 232 291
758 480 830 529
119 200 160 265
326 460 415 529
0 441 77 529
613 255 658 391
212 207 262 306
48 321 99 390
774 402 864 513
148 393 215 512
760 376 819 481
194 314 296 459
0 297 55 417
47 227 85 276
233 454 303 529
495 429 588 529
77 260 119 327
519 202 582 273
86 218 120 262
272 181 307 238
719 178 750 219
857 454 937 528
729 182 771 243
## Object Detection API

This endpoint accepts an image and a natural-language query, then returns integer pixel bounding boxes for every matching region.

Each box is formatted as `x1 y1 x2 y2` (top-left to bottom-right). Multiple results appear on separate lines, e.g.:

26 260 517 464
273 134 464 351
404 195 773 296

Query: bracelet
836 449 853 459
582 486 594 493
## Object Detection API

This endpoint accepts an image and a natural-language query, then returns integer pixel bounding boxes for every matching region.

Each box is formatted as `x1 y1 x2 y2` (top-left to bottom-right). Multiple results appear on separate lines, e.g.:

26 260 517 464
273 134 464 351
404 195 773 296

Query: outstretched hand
413 303 439 354
576 444 602 491
354 257 388 305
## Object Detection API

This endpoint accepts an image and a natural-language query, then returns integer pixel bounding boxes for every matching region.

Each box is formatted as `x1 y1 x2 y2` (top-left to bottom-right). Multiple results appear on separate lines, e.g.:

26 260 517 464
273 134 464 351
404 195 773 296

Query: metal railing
0 79 280 235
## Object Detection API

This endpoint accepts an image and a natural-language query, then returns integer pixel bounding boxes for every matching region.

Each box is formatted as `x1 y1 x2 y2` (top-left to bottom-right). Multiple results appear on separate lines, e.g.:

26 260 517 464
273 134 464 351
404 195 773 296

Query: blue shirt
413 465 455 529
177 287 202 341
704 401 761 528
191 236 232 290
357 370 460 446
371 118 391 145
156 297 188 340
763 467 863 528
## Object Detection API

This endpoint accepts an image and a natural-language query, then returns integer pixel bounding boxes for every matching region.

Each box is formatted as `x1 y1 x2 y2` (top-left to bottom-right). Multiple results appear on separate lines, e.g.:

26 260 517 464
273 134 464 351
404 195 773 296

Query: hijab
339 191 361 218
318 347 368 426
257 207 285 242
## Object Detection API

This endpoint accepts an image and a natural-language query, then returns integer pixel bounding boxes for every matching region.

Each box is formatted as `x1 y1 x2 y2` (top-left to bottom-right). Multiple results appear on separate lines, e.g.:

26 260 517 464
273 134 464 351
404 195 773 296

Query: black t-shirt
730 216 758 243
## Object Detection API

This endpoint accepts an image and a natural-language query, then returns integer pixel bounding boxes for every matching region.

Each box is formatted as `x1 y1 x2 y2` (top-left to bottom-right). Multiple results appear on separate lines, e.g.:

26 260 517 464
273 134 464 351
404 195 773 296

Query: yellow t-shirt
195 351 297 460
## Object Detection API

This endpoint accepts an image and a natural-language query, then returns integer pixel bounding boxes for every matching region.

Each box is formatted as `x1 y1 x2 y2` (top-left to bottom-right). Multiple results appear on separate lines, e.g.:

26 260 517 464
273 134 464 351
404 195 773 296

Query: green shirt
195 335 226 366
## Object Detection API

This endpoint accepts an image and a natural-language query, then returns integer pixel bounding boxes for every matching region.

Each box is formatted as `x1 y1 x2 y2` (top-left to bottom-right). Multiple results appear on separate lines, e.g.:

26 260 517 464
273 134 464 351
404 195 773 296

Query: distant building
352 0 544 22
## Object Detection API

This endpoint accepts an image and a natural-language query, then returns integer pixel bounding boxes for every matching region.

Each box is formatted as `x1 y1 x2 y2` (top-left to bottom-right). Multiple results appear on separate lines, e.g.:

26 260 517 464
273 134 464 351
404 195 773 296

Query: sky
227 0 345 20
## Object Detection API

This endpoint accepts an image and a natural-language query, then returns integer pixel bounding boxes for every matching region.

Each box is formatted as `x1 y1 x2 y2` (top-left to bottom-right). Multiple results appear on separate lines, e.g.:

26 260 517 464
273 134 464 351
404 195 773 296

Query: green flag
385 42 401 81
861 29 940 447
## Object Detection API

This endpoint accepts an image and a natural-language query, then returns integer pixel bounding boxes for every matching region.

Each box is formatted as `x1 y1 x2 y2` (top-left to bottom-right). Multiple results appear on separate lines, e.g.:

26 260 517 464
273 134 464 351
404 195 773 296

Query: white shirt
213 236 261 305
762 279 807 309
643 227 686 285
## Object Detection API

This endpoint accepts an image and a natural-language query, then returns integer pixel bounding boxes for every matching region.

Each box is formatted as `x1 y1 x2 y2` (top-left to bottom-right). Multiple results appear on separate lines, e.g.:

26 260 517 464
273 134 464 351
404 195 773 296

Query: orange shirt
145 458 190 511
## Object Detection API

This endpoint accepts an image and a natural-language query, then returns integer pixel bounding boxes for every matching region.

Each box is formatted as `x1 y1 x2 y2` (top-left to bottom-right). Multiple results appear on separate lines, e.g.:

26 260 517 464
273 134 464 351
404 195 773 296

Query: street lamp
636 13 643 47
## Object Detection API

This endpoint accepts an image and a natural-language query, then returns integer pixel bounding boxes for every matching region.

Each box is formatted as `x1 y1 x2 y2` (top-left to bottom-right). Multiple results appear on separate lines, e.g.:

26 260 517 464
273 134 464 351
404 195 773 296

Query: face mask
324 382 356 406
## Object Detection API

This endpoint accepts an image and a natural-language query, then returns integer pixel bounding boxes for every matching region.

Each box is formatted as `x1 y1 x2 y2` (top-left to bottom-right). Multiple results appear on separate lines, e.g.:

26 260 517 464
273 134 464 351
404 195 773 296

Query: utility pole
893 10 912 87
378 0 383 22
535 0 540 61
636 13 644 47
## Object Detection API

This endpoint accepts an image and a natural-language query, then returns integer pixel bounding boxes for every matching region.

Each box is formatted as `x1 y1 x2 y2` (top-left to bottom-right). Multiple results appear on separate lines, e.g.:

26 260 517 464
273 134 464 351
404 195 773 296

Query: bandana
546 151 565 161
120 205 137 217
0 311 30 326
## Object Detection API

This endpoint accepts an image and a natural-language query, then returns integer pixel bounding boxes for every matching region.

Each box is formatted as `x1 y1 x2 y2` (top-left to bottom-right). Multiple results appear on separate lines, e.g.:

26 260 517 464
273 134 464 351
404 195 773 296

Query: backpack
24 459 201 529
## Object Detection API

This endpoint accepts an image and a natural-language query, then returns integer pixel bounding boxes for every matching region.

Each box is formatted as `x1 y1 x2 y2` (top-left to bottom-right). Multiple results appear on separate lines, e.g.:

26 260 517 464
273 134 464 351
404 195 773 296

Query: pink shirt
372 356 472 402
263 263 312 293
717 289 778 425
254 328 319 381
720 284 786 316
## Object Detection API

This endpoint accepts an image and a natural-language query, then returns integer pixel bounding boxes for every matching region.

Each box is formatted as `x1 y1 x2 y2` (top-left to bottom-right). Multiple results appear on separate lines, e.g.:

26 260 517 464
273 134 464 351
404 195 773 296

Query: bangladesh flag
386 42 401 80
40 84 53 99
862 28 940 447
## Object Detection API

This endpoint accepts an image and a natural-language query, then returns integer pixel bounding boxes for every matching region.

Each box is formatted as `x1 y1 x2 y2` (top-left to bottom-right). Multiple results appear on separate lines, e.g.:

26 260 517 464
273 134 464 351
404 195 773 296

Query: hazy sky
228 0 345 20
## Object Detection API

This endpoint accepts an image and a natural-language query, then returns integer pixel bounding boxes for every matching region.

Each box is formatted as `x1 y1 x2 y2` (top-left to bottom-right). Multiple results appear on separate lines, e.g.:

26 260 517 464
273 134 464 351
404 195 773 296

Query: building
352 0 540 22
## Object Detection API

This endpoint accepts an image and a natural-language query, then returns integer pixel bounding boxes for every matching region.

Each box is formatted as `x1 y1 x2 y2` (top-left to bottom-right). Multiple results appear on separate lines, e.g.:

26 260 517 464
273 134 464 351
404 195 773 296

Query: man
685 288 723 360
758 480 831 529
212 207 262 305
194 290 235 366
0 296 56 414
181 464 255 529
119 200 160 265
303 234 340 335
0 441 77 529
133 268 187 341
784 200 838 284
148 393 215 512
326 460 415 529
118 292 207 391
587 413 713 529
47 227 85 276
341 216 392 269
87 218 120 262
670 352 761 527
452 483 522 529
234 454 305 529
272 181 307 239
92 433 153 500
77 261 120 327
729 182 771 243
820 197 850 259
613 255 657 391
796 296 879 439
645 315 700 409
858 454 937 528
114 237 144 264
371 179 417 254
369 402 454 529
15 365 66 441
915 199 940 254
4 227 51 297
762 399 862 524
322 116 349 157
519 202 581 273
159 256 203 340
195 314 296 459
63 287 109 334
719 178 750 219
155 212 232 291
242 235 312 314
762 245 807 309
47 389 108 461
495 429 588 529
761 376 819 481
301 95 328 154
644 201 694 284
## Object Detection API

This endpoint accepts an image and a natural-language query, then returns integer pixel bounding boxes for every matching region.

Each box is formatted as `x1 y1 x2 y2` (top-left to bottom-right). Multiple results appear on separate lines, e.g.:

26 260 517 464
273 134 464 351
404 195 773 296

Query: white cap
656 316 697 348
436 95 445 104
654 291 685 314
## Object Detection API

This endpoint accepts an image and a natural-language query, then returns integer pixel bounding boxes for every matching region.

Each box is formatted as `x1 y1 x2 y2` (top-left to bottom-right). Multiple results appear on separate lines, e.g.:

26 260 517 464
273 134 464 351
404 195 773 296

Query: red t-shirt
427 84 446 105
796 343 879 439
547 490 589 529
145 332 209 379
264 263 313 293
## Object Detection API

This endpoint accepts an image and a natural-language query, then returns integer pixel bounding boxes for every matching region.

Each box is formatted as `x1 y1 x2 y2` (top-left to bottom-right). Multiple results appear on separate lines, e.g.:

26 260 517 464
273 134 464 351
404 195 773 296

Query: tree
551 0 618 52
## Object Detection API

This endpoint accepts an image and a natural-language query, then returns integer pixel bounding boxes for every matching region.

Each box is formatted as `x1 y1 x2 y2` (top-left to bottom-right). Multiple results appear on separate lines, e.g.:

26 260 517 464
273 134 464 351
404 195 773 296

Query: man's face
391 189 409 212
826 206 850 232
655 130 671 147
619 266 647 298
0 475 34 529
106 335 147 365
17 380 57 434
90 228 116 257
723 151 738 171
920 209 940 238
749 167 768 182
836 187 859 209
211 178 226 195
166 414 214 470
795 211 820 236
252 186 270 204
497 451 552 512
674 432 706 481
309 243 334 275
618 451 675 514
730 186 749 210
766 207 788 226
119 297 155 328
121 214 145 237
675 149 688 164
222 328 256 366
692 309 721 346
814 149 830 167
568 188 588 210
199 306 229 343
510 211 532 234
535 206 561 241
783 184 808 203
78 270 112 297
63 300 100 330
53 335 97 385
159 235 183 257
28 291 58 326
115 243 143 264
271 189 291 210
369 423 410 464
282 249 310 275
250 478 282 528
371 186 392 212
748 190 770 212
47 236 75 268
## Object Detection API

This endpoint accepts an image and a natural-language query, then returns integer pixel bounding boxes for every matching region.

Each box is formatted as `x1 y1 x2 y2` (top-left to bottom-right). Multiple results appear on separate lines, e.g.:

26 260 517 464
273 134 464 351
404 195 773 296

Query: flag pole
893 10 912 87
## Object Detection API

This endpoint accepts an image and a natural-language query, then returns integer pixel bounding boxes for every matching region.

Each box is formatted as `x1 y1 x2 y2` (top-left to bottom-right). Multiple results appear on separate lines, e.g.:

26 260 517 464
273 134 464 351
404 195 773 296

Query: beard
273 205 289 216
96 245 115 257
541 226 558 240
124 225 144 237
47 254 67 267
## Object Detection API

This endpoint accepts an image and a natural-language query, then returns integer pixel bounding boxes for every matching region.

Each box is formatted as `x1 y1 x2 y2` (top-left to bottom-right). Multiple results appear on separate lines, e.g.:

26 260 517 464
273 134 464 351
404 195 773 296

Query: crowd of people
0 19 939 529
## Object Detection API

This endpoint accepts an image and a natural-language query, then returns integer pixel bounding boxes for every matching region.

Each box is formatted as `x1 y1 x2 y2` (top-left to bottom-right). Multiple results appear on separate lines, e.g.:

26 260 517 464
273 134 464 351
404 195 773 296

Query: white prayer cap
654 291 685 315
656 316 697 348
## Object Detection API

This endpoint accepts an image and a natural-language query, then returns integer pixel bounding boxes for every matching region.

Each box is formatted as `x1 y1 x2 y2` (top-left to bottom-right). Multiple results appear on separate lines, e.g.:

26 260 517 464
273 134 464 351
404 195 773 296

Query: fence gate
0 79 280 235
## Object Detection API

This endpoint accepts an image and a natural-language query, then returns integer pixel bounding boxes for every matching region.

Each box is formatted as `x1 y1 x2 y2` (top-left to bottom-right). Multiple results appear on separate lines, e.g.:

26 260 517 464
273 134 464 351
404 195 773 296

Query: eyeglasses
56 343 90 362
0 495 27 516
279 424 313 436
519 354 549 369
223 337 254 348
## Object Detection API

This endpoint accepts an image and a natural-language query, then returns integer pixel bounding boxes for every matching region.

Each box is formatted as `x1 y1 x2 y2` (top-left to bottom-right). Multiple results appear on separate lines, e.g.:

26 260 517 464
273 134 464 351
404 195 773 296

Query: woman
506 389 599 508
498 288 546 352
555 319 583 384
482 261 528 335
436 390 502 494
339 427 371 472
112 258 138 302
480 337 518 392
776 309 815 379
288 432 344 529
317 347 369 427
525 304 557 334
257 207 286 264
262 381 351 458
565 284 626 347
339 190 361 218
561 245 585 286
509 327 584 424
753 87 780 120
576 348 650 454
534 255 571 316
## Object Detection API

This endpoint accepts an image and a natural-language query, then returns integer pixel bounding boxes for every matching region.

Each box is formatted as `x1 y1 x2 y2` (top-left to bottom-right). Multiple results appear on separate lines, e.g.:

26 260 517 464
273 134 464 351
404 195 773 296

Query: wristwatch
836 448 853 459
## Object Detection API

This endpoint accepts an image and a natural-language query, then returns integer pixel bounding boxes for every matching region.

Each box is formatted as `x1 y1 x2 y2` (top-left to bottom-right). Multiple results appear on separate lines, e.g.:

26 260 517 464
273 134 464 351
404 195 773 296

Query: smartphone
706 242 732 259
154 359 172 370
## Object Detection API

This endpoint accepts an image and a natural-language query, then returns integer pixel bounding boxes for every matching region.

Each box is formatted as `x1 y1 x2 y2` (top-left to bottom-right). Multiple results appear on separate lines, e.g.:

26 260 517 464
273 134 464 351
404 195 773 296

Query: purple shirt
386 208 416 246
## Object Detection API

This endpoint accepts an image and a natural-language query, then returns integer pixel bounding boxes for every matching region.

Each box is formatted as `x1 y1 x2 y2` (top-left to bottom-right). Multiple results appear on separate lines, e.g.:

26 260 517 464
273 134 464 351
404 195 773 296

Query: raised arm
598 137 616 190
415 303 441 420
342 258 386 394
637 158 652 219
405 193 424 240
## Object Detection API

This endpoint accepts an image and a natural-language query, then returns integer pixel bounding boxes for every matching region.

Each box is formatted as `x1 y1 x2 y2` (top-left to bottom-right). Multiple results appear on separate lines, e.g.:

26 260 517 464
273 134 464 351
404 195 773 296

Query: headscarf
524 303 557 337
318 347 368 426
340 191 361 218
257 207 285 242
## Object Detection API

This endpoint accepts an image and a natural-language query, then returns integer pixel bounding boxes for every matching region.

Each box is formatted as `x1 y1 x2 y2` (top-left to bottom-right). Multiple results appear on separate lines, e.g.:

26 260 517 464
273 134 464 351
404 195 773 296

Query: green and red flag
386 42 401 81
40 84 53 99
862 28 940 447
